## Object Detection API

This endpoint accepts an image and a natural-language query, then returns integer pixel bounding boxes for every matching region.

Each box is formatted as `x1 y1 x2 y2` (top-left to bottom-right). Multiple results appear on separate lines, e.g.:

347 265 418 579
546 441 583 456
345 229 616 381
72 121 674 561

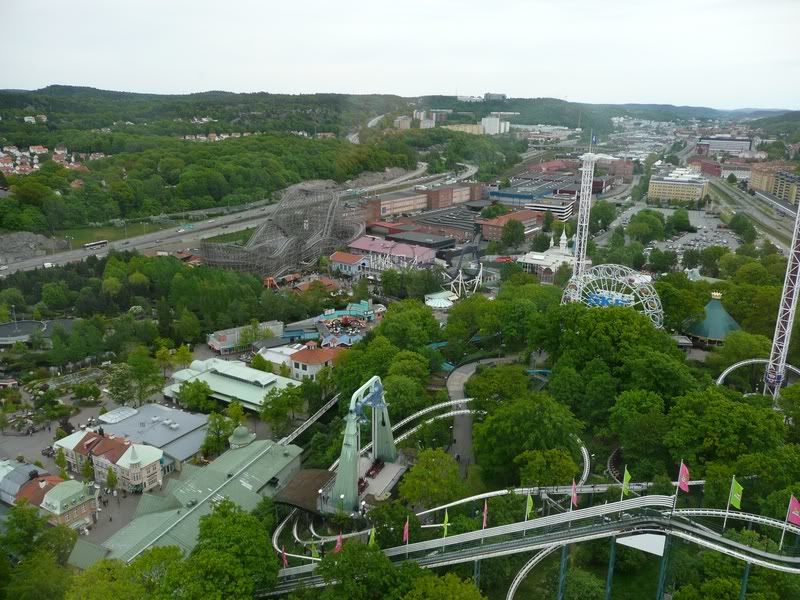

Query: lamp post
339 493 345 513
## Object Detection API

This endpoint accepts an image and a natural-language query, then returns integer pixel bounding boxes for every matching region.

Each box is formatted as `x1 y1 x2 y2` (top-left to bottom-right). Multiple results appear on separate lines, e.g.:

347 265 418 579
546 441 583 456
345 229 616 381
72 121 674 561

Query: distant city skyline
2 0 798 111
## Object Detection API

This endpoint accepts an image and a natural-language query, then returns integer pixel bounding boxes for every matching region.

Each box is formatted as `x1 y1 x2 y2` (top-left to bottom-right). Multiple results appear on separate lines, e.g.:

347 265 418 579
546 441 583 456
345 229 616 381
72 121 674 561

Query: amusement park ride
561 150 665 328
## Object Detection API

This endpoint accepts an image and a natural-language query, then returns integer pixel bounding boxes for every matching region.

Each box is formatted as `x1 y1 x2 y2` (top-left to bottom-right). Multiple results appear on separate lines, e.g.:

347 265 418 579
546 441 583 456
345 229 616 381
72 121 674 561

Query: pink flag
678 462 690 493
482 499 488 529
571 479 578 508
333 532 343 553
789 495 800 526
281 545 288 568
402 517 409 543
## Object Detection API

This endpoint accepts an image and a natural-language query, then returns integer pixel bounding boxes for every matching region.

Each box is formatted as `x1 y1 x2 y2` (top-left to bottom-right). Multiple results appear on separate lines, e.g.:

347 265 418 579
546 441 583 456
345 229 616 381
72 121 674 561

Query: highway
346 114 384 144
2 160 477 275
709 180 792 250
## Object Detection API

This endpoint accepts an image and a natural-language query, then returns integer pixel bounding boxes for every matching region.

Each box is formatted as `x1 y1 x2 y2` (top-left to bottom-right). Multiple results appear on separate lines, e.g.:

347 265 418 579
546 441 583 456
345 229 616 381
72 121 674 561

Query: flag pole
723 474 734 532
619 465 626 504
779 497 791 551
671 460 683 516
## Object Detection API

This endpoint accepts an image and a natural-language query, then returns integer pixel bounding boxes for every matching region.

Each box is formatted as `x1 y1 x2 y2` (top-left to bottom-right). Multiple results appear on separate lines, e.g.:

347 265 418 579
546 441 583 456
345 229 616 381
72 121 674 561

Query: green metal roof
41 480 94 515
685 297 740 341
68 539 109 570
93 440 302 567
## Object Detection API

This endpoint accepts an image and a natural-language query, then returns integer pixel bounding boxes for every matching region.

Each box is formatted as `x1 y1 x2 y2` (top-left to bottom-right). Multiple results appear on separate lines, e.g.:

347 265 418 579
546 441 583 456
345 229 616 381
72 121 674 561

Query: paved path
445 356 517 477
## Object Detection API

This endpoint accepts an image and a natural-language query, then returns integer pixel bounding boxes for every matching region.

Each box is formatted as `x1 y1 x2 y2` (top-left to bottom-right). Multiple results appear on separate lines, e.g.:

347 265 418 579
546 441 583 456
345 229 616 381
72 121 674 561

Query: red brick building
477 209 542 242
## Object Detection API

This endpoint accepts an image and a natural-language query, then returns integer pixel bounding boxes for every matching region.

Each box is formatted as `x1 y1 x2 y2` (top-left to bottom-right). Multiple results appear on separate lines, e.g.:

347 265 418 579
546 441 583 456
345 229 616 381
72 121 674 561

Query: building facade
477 209 542 242
774 171 800 204
290 344 345 380
329 251 369 278
647 168 709 202
40 480 97 528
698 136 752 154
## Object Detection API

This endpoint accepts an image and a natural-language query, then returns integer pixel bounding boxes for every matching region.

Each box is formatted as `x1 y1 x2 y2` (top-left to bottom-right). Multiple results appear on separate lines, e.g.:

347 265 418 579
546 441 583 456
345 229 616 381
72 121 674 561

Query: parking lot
597 204 741 257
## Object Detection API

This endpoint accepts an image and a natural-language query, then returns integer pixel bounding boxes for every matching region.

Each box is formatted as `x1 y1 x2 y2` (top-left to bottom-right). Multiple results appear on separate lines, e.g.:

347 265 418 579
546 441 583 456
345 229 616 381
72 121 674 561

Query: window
293 362 300 369
301 364 307 371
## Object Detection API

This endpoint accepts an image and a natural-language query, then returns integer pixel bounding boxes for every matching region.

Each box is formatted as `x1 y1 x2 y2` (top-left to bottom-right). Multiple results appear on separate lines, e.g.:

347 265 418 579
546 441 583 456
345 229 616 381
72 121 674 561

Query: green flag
622 466 632 497
525 494 534 520
443 509 449 538
368 527 376 547
729 476 744 510
311 544 319 559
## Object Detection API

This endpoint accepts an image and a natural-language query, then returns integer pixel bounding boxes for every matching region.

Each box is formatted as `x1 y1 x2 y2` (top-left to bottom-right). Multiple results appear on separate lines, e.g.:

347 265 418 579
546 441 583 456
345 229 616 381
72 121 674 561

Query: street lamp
339 493 345 513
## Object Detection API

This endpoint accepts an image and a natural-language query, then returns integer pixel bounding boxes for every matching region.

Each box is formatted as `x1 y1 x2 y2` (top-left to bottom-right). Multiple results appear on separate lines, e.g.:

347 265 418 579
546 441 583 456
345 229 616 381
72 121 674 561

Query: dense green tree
127 346 163 406
6 551 71 600
402 573 486 600
609 390 670 477
474 394 582 486
1 500 49 559
375 300 440 350
66 559 145 600
251 497 277 536
500 219 525 249
367 501 422 548
202 412 235 456
315 541 424 600
464 364 529 415
194 498 279 590
589 200 616 233
515 448 578 487
176 380 215 412
530 232 551 252
399 449 466 508
664 387 786 472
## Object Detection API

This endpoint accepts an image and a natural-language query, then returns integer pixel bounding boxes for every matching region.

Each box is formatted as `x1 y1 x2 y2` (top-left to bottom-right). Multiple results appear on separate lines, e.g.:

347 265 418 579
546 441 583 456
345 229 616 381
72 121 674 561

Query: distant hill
750 111 800 142
0 85 409 135
416 96 793 135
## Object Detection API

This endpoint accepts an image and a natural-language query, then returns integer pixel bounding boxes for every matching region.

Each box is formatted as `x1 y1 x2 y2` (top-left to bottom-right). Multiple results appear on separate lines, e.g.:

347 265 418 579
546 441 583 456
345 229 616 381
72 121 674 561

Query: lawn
205 227 255 244
55 223 173 247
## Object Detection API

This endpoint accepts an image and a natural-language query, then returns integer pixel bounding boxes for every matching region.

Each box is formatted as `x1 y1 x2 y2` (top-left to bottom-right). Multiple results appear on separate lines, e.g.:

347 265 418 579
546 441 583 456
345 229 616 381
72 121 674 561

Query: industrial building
384 231 456 250
477 209 542 242
647 168 709 202
409 205 479 242
688 157 722 178
97 404 209 474
720 163 751 181
163 358 297 412
365 190 428 220
698 136 752 155
441 123 484 135
206 320 284 355
69 430 303 569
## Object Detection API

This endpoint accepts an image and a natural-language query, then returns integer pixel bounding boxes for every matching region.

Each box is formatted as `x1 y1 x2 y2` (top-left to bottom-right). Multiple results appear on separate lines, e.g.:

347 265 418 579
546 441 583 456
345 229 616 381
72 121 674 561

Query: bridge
260 495 800 597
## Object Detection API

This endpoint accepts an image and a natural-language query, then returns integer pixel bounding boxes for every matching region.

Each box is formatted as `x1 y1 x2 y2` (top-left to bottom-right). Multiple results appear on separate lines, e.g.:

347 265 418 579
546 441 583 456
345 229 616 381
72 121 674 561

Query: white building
257 343 305 370
516 230 583 284
164 358 297 412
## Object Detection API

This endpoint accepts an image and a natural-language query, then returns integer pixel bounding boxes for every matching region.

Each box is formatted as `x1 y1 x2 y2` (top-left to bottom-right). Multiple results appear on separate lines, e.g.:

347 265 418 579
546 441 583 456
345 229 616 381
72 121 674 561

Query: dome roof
228 424 255 448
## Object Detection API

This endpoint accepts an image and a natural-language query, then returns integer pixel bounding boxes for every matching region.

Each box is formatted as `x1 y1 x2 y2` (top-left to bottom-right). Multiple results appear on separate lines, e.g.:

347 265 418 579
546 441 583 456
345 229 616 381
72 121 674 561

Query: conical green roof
685 294 740 341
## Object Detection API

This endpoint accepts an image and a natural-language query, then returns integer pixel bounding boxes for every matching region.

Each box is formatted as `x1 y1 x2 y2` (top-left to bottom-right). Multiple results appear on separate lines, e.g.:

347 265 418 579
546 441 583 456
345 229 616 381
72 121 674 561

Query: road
346 114 384 144
445 356 517 477
709 180 791 250
3 160 473 275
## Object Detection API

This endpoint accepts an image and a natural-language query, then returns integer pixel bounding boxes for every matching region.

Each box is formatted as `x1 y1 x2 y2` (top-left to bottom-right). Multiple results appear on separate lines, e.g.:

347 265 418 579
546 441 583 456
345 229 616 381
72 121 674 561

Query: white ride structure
563 151 617 303
562 264 664 329
446 263 483 298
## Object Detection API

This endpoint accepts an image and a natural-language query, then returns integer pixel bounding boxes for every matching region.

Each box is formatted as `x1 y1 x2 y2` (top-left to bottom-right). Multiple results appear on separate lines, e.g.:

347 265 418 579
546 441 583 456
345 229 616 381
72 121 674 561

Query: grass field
55 223 173 246
205 227 255 244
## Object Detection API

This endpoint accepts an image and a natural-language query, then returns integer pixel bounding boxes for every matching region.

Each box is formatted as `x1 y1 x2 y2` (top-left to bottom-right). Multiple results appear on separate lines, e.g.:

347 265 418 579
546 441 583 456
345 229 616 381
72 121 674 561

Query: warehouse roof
91 438 302 566
100 404 208 463
164 358 297 412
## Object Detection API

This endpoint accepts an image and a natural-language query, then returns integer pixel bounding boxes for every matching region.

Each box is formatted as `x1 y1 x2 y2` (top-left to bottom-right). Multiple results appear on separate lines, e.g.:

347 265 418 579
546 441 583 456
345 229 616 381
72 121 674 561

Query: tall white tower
764 204 800 401
563 152 616 302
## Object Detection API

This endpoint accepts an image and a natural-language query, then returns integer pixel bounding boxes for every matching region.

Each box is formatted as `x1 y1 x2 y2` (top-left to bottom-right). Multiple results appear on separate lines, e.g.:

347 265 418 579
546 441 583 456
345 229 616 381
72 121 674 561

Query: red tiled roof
330 251 365 265
15 475 64 507
74 432 131 464
291 346 345 365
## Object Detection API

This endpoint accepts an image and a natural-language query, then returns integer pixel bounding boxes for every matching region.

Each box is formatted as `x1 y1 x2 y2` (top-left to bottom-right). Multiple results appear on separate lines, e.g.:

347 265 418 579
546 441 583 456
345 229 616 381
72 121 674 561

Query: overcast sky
2 0 798 110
